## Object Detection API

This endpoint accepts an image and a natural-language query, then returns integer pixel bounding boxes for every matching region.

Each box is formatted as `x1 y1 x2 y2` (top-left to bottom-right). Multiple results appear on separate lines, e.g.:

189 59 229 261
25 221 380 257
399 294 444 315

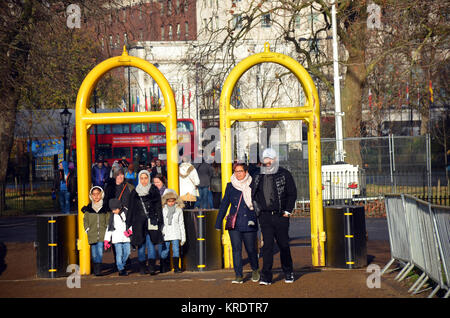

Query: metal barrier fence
382 194 449 298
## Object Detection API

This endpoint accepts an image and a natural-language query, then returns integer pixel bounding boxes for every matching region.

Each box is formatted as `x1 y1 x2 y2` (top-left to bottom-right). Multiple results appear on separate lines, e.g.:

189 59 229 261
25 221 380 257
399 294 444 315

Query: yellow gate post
75 47 179 275
219 43 325 267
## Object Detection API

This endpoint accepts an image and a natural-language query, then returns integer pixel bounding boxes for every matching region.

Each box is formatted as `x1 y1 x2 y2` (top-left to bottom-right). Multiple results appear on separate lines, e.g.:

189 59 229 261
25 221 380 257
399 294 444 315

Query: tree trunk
341 51 366 167
0 92 18 212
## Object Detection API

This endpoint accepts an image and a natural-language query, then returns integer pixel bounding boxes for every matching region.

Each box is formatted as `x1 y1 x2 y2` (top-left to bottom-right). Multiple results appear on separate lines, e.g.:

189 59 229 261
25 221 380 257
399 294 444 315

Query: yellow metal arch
219 43 325 267
75 47 179 275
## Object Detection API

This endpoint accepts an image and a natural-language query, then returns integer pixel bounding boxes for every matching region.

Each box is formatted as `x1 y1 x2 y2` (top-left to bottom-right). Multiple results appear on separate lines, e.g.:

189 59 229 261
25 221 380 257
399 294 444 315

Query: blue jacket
215 183 258 232
92 164 109 187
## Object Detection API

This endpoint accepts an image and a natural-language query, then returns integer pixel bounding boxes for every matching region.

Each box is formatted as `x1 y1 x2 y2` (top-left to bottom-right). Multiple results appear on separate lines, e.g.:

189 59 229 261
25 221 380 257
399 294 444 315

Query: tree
0 1 125 211
186 0 449 166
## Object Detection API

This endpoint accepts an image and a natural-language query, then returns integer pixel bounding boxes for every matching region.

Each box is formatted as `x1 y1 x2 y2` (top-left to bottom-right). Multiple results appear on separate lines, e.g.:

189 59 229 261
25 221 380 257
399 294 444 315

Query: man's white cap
262 148 277 160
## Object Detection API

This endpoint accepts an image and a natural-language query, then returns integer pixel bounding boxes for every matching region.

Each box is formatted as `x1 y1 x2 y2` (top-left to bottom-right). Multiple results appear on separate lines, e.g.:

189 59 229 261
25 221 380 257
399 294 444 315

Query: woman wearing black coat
127 170 163 275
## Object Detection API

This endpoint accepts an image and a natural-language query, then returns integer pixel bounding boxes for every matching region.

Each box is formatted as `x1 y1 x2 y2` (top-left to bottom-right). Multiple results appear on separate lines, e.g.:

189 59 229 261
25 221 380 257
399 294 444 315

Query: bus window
113 147 131 159
133 147 148 163
112 124 130 134
149 146 158 161
149 123 158 133
96 144 112 159
178 121 193 132
158 123 166 133
131 123 147 133
97 124 111 134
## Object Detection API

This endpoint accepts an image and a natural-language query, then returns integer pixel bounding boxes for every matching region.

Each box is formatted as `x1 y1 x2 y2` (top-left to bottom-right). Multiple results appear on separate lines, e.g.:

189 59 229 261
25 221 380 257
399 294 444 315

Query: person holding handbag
215 162 259 284
128 170 163 275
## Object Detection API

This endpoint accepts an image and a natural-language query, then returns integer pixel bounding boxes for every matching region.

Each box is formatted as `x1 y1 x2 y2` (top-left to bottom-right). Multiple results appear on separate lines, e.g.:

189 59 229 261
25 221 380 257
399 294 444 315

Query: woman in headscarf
215 162 259 284
81 186 109 276
128 170 163 275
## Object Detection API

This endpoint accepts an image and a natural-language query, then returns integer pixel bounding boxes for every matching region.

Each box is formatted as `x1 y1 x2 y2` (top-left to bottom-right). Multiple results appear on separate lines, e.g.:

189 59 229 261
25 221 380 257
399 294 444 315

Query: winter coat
161 205 186 243
104 210 131 244
92 164 109 188
251 167 297 215
179 162 200 200
195 162 214 187
215 182 258 232
104 180 134 211
161 190 186 243
53 161 77 195
82 204 110 245
127 185 164 246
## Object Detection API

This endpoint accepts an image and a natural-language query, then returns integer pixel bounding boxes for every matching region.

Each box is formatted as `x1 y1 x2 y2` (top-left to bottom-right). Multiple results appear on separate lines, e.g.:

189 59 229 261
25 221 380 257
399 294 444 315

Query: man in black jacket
251 148 297 285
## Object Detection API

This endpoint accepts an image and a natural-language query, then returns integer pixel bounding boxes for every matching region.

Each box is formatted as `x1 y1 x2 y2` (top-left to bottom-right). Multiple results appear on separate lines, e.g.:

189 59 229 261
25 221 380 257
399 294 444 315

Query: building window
294 15 301 29
161 1 164 15
139 29 143 41
176 23 181 40
122 8 126 22
116 34 120 48
161 25 165 40
184 0 188 13
124 33 128 45
185 21 189 38
261 13 271 28
233 14 242 29
168 24 173 40
109 35 113 49
168 0 172 15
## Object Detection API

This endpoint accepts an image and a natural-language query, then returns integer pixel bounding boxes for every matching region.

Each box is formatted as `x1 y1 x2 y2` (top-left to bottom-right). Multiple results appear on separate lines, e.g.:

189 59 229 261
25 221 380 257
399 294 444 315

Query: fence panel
430 204 450 297
383 194 411 271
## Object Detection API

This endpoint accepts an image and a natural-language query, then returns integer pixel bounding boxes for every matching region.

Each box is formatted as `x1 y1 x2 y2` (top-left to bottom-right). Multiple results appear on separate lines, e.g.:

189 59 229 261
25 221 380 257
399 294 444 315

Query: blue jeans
59 190 71 214
196 186 213 209
138 233 161 261
114 242 131 271
228 230 259 278
160 240 180 259
90 241 103 263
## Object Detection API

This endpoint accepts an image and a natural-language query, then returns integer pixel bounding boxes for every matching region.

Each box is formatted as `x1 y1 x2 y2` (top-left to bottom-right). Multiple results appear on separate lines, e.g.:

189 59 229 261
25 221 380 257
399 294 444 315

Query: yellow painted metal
219 43 325 267
75 46 179 275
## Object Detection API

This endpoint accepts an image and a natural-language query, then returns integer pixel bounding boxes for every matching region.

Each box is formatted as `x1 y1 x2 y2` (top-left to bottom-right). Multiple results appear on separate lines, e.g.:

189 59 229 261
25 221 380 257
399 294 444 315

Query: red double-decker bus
70 118 196 166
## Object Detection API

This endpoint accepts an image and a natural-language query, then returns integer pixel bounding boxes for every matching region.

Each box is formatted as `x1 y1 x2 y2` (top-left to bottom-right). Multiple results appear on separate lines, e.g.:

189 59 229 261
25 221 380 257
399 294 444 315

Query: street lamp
60 103 72 161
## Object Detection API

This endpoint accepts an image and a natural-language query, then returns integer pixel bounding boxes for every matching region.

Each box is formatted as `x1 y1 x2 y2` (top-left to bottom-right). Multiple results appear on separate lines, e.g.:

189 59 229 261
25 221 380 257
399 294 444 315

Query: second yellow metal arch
219 43 325 268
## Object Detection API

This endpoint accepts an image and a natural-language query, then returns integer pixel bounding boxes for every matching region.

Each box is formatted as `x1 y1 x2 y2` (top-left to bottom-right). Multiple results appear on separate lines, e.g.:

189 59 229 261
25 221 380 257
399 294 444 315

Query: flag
137 95 140 112
182 84 185 108
132 95 135 112
406 82 409 105
121 97 127 112
145 93 148 111
429 80 433 103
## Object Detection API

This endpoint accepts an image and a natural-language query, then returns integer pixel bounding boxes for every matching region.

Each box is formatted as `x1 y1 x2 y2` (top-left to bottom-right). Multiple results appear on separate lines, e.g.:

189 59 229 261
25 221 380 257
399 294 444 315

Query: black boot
173 257 181 273
148 259 157 275
93 263 101 276
160 258 169 273
139 261 147 275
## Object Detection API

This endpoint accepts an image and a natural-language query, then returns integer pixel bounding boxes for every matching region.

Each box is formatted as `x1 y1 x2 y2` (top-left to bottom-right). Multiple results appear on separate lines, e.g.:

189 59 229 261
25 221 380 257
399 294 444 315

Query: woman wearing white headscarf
128 170 163 275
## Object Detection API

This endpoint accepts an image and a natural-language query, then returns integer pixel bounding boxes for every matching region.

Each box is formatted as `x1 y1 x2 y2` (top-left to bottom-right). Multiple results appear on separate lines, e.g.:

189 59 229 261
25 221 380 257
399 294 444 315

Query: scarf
166 205 176 225
230 172 253 210
260 159 279 175
89 186 104 213
135 170 151 196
